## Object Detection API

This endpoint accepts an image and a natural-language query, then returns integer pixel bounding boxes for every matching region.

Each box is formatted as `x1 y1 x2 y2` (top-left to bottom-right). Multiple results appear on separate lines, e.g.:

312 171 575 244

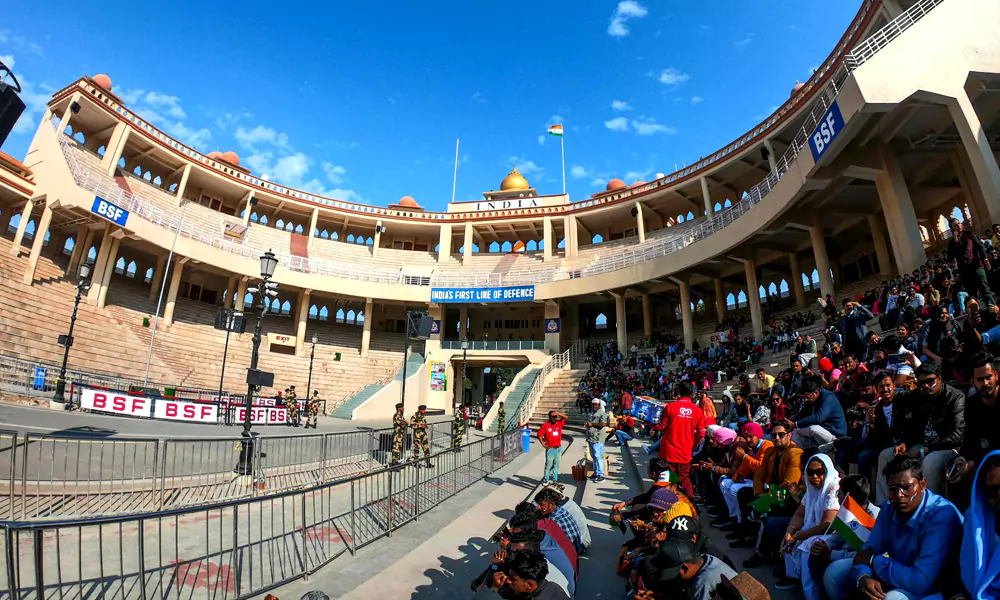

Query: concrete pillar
149 254 166 300
295 290 311 354
789 252 807 307
809 219 835 298
459 305 468 340
361 298 374 357
222 275 236 309
744 260 764 341
67 224 90 273
100 122 130 177
678 281 694 350
235 277 248 311
874 143 927 274
10 201 35 256
437 223 452 263
544 300 561 353
22 203 54 285
95 236 121 308
567 301 580 346
56 93 80 137
463 222 474 261
714 278 726 323
372 219 383 258
950 91 1000 225
173 164 192 206
641 293 653 338
763 139 778 172
614 294 627 352
700 177 714 218
868 215 893 280
86 226 113 305
241 191 256 226
635 202 646 243
543 217 553 261
162 258 186 327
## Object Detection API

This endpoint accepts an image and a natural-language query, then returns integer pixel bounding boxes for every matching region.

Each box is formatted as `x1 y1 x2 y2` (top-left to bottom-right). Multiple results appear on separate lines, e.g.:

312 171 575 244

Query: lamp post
460 338 469 406
53 262 92 408
305 333 317 401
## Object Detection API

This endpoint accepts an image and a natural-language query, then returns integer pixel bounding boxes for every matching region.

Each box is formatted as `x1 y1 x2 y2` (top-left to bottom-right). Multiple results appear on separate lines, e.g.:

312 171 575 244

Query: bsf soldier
390 403 407 466
410 404 433 468
452 406 466 451
496 401 506 435
305 390 320 429
285 386 299 427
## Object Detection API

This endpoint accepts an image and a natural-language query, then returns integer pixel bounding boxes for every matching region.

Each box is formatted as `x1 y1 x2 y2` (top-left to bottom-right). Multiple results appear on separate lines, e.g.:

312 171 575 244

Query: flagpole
452 138 460 204
560 134 566 195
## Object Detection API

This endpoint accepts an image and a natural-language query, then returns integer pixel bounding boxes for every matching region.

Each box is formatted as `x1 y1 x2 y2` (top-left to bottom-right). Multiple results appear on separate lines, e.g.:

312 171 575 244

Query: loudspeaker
0 83 26 149
630 206 638 217
413 314 434 339
214 309 247 333
246 369 275 387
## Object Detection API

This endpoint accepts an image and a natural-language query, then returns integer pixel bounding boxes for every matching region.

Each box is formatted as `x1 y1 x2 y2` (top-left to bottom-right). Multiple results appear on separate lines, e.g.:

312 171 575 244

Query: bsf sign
808 101 845 163
91 196 129 227
154 399 219 423
80 388 152 417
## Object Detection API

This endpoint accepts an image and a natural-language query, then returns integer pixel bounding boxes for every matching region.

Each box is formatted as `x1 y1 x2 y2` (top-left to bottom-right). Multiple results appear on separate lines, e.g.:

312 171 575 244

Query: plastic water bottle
521 426 531 453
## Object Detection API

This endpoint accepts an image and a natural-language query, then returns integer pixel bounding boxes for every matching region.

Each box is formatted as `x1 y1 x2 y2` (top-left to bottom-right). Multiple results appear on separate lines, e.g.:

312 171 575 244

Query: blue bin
521 426 531 453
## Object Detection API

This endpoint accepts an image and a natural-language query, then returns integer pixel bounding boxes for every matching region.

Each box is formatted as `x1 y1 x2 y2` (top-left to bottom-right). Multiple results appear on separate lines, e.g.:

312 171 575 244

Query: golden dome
500 166 530 191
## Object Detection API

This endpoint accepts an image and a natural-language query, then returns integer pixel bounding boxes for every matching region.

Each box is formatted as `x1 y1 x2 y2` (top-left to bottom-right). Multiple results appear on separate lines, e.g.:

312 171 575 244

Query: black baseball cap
418 404 427 410
668 515 707 554
650 539 697 580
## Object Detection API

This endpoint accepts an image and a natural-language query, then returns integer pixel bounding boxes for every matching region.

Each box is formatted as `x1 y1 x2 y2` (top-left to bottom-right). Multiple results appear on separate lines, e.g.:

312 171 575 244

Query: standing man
496 402 507 435
285 386 299 427
657 381 706 497
839 300 874 361
452 406 466 451
948 217 994 304
410 404 434 468
305 390 320 429
584 399 609 483
538 411 568 485
390 402 407 466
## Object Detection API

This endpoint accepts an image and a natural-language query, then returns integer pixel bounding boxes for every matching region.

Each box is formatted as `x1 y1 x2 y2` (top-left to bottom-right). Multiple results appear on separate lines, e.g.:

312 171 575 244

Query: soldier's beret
418 404 427 411
395 403 404 409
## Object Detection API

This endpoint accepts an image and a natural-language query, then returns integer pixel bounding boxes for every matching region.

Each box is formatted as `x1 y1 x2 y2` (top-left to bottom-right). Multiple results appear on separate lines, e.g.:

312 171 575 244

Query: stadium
0 0 998 597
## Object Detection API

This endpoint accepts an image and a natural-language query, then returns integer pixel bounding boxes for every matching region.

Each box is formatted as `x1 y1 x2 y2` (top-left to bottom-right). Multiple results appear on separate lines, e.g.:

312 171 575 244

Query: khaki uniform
391 412 407 464
496 406 507 435
306 394 320 428
452 411 466 448
284 391 298 426
410 412 431 459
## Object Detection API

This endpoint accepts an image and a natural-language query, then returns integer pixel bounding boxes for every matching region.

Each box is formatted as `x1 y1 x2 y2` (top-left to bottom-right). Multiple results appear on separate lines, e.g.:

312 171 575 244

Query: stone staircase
527 367 589 428
331 352 424 419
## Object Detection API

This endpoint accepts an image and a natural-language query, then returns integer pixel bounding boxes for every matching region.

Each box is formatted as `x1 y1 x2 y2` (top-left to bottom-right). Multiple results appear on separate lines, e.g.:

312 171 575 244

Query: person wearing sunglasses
825 455 963 600
874 362 965 504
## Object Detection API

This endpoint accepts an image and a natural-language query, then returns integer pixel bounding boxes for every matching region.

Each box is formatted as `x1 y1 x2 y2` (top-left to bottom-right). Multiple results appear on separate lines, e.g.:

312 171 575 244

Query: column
149 254 166 300
462 222 474 261
426 303 444 354
295 289 311 353
789 252 807 307
744 260 764 341
100 122 130 177
86 226 113 304
700 177 714 218
809 219 835 298
641 293 653 338
676 281 694 350
542 217 553 261
56 92 80 137
225 275 238 309
763 139 778 172
241 191 256 226
459 305 468 340
873 143 927 274
714 278 726 323
174 164 192 205
635 202 646 243
372 219 383 258
162 258 186 327
868 215 893 280
67 224 90 273
9 201 35 256
22 203 54 285
564 215 579 258
235 277 248 311
437 223 452 263
614 293 627 352
544 300 561 354
950 88 1000 225
95 236 121 308
567 301 580 348
361 298 374 357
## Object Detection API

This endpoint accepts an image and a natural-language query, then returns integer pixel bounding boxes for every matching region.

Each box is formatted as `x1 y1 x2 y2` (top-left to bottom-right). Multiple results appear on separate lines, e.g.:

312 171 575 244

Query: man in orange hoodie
712 422 772 533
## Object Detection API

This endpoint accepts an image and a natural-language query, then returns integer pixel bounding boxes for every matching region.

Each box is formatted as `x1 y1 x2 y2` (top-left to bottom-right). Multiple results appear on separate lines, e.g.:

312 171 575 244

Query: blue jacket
962 449 1000 600
855 489 963 596
795 389 847 437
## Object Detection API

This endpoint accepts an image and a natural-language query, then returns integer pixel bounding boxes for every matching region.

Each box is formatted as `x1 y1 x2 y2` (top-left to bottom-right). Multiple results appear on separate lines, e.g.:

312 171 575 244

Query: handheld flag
830 496 877 551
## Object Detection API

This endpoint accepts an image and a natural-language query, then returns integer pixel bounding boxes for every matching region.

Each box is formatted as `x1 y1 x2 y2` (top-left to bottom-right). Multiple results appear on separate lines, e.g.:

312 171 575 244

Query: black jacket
893 384 965 452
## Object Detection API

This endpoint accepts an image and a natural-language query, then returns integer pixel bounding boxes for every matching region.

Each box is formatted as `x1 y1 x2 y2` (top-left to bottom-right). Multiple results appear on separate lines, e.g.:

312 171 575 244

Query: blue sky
3 1 858 212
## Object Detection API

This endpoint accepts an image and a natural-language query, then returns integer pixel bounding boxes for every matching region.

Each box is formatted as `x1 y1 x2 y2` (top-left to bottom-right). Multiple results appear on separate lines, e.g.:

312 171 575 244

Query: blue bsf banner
808 101 845 163
430 286 535 303
91 196 129 227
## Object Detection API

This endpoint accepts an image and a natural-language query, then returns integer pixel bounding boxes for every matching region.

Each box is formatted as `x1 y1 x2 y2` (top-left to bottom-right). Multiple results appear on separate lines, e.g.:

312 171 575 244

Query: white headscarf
802 453 840 530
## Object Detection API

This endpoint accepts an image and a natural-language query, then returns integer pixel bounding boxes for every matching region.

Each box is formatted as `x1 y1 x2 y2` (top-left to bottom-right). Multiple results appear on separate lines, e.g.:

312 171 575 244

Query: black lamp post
53 262 92 408
305 333 317 402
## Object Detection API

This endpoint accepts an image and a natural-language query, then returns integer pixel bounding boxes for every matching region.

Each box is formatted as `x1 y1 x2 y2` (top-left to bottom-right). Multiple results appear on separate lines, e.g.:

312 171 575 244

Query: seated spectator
960 451 1000 600
790 377 847 451
637 539 738 600
504 531 573 598
775 454 840 593
824 455 964 600
715 423 772 535
508 503 577 581
494 549 570 600
535 488 590 554
948 352 1000 510
874 363 965 503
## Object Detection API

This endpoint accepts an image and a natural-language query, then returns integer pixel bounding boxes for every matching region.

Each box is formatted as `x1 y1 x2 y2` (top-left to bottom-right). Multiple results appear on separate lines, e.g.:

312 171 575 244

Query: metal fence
0 428 524 599
439 340 546 351
0 421 455 520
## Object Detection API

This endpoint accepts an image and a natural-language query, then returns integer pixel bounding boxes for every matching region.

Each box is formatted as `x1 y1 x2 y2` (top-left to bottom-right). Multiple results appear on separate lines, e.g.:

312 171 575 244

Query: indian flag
830 496 877 551
548 125 564 137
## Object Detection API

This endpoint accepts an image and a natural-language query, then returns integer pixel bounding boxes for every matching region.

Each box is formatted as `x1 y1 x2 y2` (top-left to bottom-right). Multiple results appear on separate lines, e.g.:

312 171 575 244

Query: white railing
516 339 585 427
846 0 946 70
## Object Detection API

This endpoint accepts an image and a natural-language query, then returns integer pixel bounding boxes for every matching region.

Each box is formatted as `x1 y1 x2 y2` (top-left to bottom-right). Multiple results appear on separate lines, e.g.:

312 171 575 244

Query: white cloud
590 178 608 188
608 0 648 37
631 119 677 135
322 162 346 185
472 91 486 104
691 96 704 105
537 135 546 146
625 169 653 182
0 55 13 69
116 87 212 149
611 100 632 111
570 165 590 179
733 34 754 49
657 68 690 86
549 114 564 124
605 117 629 132
143 91 186 119
235 125 290 151
507 157 542 174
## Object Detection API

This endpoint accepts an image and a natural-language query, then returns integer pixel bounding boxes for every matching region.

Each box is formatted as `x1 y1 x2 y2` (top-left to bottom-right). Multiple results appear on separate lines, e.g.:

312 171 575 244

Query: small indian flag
830 496 877 551
548 125 564 137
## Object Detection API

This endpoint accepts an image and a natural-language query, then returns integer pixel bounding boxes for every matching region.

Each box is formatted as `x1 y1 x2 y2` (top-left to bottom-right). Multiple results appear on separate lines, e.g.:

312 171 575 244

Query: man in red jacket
657 381 706 497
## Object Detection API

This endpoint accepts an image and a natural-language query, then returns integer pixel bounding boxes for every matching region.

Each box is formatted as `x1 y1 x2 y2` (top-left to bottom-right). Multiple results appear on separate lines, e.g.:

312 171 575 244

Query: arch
810 269 820 287
526 240 538 251
144 267 154 283
276 219 285 230
779 279 789 296
152 175 162 187
6 213 20 233
365 236 374 246
677 214 685 223
87 246 97 262
280 300 291 316
595 312 608 329
168 183 177 192
802 272 812 291
538 239 545 250
726 292 737 309
117 156 126 169
347 234 355 243
73 131 85 144
319 306 329 321
356 311 365 324
936 214 949 233
767 282 778 297
695 298 706 315
723 198 732 208
489 241 500 253
243 292 253 309
557 238 566 249
336 308 346 323
114 257 126 275
250 213 259 223
331 231 339 240
713 202 723 212
259 215 269 226
126 261 137 278
97 145 106 157
132 165 142 177
309 304 319 320
294 224 304 234
320 230 329 239
501 241 513 252
591 234 604 244
356 236 366 245
758 285 767 301
23 219 36 239
434 243 440 252
737 291 748 308
347 309 356 323
686 211 695 221
62 237 75 256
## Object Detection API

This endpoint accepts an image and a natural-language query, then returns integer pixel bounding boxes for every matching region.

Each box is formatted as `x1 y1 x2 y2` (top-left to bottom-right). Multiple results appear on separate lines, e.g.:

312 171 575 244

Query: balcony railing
440 340 545 351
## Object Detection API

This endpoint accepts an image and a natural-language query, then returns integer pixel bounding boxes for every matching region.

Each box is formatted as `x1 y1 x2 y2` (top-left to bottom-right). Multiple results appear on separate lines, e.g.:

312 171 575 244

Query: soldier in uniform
496 401 506 435
305 390 320 429
285 386 299 427
410 404 434 468
452 406 466 451
390 402 407 466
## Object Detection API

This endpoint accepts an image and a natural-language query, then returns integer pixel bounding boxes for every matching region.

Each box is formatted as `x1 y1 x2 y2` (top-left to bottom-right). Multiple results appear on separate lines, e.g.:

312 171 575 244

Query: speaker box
0 84 26 149
413 314 434 339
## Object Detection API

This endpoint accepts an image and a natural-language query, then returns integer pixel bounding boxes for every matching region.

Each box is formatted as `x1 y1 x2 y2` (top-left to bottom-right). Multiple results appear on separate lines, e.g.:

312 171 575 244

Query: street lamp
53 262 92 408
460 338 469 406
305 333 317 403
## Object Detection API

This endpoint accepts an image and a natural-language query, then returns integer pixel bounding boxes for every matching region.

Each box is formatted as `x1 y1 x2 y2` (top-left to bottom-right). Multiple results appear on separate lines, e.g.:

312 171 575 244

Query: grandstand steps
330 352 424 419
496 366 542 431
527 367 589 428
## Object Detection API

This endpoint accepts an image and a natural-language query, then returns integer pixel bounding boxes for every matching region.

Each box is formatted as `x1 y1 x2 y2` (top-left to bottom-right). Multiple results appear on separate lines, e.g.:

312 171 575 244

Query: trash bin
521 426 531 453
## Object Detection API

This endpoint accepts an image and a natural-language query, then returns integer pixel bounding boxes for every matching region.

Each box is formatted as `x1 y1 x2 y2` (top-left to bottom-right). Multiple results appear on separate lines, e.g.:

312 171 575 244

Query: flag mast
452 138 460 204
560 134 567 195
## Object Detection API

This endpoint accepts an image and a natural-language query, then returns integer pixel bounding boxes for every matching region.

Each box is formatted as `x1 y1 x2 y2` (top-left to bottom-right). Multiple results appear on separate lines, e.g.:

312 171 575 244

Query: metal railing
439 340 545 351
0 420 454 520
0 428 524 599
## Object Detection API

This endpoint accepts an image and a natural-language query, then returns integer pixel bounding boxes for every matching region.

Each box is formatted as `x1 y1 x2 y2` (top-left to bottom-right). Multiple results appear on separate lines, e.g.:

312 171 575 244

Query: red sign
80 389 153 417
154 399 220 423
229 406 287 425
